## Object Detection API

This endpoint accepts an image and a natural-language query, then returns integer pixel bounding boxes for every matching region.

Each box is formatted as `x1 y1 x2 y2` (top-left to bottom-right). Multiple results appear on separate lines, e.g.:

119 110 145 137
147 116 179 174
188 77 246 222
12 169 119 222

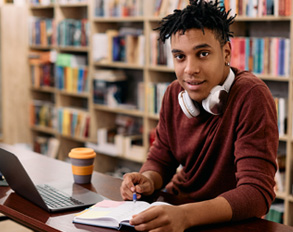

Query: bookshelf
26 0 293 226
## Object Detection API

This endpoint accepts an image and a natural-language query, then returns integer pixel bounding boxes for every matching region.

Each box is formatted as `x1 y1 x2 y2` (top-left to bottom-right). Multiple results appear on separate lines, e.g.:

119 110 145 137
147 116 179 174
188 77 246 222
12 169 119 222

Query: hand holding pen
120 172 156 201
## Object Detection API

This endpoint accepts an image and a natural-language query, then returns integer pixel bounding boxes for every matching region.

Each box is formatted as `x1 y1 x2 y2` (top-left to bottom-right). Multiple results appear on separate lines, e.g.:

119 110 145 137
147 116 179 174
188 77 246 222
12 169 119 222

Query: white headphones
178 68 235 118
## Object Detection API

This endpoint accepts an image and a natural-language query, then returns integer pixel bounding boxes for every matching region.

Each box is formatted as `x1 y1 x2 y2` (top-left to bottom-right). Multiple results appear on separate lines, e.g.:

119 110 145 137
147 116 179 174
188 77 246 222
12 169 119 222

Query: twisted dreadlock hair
155 0 236 47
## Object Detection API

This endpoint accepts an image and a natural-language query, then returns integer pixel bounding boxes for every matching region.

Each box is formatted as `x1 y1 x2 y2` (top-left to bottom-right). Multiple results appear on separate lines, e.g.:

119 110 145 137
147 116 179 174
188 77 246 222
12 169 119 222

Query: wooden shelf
93 104 144 117
236 16 291 22
276 191 287 200
57 46 89 52
58 2 88 7
288 195 293 202
31 125 57 135
29 45 54 50
257 74 290 82
30 86 56 93
148 65 174 73
29 4 55 9
93 17 145 22
59 90 90 98
93 61 144 70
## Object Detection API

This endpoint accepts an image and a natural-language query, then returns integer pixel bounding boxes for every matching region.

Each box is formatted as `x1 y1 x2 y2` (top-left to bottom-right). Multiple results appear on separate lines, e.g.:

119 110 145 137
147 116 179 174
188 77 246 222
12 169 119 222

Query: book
73 199 170 230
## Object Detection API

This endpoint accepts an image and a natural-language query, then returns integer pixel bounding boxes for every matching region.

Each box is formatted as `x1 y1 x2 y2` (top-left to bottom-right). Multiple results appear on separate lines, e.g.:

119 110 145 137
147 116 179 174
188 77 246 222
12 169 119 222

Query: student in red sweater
120 1 278 231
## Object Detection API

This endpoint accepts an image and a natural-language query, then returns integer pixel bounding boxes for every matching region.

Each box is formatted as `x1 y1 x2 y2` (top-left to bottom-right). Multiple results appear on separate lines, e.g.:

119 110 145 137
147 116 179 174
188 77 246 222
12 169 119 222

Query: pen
133 191 137 203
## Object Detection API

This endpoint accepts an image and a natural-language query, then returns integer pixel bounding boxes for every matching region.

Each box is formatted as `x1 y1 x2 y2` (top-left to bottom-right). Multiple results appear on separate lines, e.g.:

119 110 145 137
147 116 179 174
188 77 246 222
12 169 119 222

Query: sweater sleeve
220 83 278 221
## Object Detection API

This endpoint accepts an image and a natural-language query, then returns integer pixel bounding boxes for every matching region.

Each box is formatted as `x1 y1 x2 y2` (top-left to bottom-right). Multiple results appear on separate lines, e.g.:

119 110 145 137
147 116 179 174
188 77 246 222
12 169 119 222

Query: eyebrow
171 43 212 53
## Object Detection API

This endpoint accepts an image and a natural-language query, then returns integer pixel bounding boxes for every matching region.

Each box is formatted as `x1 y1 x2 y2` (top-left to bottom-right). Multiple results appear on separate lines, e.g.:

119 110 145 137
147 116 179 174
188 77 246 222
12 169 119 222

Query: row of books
29 17 89 47
150 31 173 67
56 66 88 93
94 0 143 17
29 17 55 46
230 37 290 77
30 100 90 139
29 51 55 88
153 0 189 17
57 107 90 138
28 0 291 17
147 82 170 115
30 63 55 88
274 97 287 137
93 69 127 107
86 115 144 160
223 0 291 17
30 100 57 128
58 19 89 47
56 57 88 93
92 28 145 65
33 136 60 159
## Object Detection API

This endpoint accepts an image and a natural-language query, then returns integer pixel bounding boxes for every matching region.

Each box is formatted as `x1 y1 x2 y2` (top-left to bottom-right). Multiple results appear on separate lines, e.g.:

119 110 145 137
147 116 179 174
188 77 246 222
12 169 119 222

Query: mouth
184 79 206 90
185 80 205 85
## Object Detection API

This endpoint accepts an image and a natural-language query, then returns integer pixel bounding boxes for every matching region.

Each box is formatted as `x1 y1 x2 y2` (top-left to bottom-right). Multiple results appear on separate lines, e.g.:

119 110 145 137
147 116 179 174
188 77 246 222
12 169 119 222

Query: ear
223 41 231 64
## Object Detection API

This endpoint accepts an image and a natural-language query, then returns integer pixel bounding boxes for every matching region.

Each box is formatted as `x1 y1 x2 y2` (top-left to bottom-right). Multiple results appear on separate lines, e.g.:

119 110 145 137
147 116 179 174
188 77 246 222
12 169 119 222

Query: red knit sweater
140 67 278 221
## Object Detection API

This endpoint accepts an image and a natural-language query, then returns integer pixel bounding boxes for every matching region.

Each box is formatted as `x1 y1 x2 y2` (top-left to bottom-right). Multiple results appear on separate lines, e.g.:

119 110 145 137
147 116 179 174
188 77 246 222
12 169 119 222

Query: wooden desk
0 144 292 232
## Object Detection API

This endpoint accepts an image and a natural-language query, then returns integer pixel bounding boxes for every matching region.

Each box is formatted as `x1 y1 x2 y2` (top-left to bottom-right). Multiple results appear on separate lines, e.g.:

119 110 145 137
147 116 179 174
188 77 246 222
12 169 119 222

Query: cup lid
68 148 96 159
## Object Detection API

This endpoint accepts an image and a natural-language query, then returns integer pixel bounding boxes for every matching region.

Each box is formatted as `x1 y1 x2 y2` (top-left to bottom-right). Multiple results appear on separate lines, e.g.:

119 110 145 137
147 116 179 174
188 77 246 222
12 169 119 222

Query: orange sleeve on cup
71 165 94 176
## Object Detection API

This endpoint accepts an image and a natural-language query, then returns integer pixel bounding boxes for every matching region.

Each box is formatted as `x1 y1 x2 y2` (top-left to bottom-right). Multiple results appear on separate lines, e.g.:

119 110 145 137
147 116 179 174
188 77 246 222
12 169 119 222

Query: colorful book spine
230 37 290 77
55 53 88 93
29 51 55 88
57 107 90 138
225 0 291 16
147 82 170 115
274 97 287 137
149 31 173 68
57 19 89 47
94 0 144 17
56 66 88 93
29 17 55 46
30 100 57 129
153 0 189 16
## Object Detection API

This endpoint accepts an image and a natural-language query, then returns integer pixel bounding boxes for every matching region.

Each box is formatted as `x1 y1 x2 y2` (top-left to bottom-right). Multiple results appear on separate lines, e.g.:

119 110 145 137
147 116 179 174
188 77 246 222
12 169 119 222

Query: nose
184 57 199 76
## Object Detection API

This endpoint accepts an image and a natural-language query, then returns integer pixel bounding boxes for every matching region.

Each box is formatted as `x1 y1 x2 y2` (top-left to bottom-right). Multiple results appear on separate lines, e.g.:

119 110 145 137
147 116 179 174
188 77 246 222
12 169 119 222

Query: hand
130 204 188 232
120 172 155 201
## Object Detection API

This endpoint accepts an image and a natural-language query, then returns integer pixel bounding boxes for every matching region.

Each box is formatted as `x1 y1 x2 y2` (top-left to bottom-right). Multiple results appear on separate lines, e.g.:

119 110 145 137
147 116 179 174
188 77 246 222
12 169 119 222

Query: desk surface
0 144 292 232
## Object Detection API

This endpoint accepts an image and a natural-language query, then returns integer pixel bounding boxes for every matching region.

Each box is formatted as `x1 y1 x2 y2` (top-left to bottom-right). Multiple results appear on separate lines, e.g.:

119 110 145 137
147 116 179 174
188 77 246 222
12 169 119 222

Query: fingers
130 207 168 232
120 172 143 200
120 172 155 200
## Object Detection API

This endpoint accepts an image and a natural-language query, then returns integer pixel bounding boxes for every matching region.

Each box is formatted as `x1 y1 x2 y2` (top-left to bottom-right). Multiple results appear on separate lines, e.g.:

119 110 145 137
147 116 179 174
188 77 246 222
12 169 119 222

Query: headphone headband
222 68 235 92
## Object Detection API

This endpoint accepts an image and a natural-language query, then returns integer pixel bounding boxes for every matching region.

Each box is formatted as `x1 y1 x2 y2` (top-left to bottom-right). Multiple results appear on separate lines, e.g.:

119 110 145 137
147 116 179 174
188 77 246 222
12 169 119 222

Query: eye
174 53 185 61
199 51 209 58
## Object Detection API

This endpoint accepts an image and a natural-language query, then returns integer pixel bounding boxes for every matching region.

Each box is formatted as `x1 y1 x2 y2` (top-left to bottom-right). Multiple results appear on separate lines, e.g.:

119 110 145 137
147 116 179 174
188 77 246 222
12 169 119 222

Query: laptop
0 148 106 212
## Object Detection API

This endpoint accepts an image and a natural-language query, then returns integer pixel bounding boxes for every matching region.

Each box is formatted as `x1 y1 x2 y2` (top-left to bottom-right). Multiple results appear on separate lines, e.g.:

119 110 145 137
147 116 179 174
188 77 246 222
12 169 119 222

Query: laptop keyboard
36 184 84 209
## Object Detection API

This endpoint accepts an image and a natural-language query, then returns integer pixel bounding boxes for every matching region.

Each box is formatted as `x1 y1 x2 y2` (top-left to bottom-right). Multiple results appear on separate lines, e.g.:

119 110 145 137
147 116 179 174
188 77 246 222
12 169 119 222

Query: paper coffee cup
68 147 96 184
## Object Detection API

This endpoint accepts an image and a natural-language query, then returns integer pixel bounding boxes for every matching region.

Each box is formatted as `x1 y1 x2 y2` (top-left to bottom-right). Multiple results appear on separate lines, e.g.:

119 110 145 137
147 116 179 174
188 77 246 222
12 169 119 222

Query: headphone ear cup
178 91 200 118
202 86 228 115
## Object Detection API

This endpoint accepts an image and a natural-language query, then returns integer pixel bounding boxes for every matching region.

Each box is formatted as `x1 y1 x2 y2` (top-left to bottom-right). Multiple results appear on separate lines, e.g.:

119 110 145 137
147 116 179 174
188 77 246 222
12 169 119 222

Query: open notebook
0 147 105 212
73 199 170 230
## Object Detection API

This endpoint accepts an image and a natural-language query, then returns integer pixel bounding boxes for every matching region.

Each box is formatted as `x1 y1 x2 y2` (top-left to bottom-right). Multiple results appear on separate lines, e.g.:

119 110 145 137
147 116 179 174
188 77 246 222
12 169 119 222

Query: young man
120 1 278 231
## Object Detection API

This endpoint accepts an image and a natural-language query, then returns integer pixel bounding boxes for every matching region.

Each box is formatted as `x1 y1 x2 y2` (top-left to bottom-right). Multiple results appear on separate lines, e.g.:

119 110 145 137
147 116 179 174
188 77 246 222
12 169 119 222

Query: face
171 28 231 103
